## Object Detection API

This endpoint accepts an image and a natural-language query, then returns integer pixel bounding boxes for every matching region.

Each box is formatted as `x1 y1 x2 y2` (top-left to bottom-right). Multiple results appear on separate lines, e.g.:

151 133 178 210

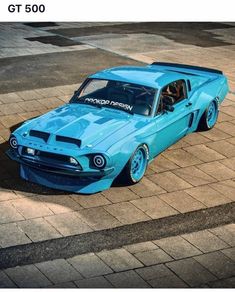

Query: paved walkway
0 22 235 287
1 224 234 288
0 81 235 248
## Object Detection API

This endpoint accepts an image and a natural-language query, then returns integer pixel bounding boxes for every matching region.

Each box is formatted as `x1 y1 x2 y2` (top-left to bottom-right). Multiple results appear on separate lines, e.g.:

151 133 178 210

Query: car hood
19 104 144 149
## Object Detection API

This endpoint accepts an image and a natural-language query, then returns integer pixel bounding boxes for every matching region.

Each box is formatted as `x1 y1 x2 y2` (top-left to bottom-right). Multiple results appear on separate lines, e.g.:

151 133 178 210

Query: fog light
9 135 18 149
93 154 106 168
69 157 78 165
26 148 35 155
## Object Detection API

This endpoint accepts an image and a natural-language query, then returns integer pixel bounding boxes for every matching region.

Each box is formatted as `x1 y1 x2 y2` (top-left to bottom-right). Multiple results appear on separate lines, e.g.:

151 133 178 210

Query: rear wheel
198 100 218 131
122 145 148 184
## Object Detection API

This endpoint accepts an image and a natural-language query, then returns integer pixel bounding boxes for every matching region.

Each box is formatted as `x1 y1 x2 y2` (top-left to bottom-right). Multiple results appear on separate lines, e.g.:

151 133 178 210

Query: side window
163 79 187 104
156 79 187 115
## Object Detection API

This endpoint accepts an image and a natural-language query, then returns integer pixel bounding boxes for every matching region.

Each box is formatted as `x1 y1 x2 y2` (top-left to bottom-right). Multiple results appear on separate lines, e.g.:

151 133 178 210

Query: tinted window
156 79 187 114
72 79 157 116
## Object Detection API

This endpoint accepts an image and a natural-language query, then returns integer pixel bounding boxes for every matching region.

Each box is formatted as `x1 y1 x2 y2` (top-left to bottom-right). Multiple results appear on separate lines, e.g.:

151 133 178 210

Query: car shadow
2 119 208 199
0 122 127 200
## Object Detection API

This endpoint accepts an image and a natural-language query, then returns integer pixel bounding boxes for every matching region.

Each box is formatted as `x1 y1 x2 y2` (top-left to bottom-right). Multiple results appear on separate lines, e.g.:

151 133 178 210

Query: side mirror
164 104 175 112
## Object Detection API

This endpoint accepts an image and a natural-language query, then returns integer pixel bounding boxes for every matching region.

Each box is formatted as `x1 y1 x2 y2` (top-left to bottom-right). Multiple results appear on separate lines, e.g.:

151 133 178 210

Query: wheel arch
122 140 150 163
111 140 150 178
117 142 149 184
197 96 219 123
196 97 219 131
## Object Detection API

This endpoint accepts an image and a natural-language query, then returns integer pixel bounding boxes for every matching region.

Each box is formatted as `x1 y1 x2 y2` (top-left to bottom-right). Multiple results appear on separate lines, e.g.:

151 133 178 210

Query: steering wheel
135 100 152 114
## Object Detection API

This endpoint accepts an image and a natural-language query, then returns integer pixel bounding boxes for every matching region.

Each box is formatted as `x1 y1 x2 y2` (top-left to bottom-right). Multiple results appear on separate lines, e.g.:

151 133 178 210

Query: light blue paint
207 101 218 128
6 63 229 194
131 147 147 181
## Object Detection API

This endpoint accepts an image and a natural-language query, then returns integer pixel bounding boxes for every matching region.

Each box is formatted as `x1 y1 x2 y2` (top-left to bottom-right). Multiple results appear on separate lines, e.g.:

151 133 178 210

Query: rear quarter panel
189 74 229 131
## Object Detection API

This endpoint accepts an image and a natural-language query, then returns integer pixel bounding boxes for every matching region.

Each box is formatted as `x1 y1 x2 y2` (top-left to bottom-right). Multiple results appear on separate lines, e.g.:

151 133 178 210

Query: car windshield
71 78 157 116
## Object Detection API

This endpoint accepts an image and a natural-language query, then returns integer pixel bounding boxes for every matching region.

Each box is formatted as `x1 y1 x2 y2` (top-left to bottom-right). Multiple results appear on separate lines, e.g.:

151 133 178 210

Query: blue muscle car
7 62 229 194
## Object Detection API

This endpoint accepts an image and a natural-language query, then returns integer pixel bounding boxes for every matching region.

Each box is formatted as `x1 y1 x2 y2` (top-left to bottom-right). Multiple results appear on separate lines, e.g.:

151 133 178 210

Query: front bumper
6 148 114 178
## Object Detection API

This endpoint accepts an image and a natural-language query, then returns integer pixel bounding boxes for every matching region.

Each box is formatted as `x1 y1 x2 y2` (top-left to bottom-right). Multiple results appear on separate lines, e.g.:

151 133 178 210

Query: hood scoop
56 135 81 148
95 117 113 125
29 130 50 142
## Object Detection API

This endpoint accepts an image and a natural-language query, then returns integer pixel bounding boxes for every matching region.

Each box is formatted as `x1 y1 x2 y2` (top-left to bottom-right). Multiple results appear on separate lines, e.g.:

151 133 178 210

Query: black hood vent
29 130 50 142
56 135 81 148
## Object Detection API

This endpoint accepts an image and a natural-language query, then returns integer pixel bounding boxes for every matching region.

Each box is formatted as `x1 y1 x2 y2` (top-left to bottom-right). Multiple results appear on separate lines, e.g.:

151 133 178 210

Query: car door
153 79 193 156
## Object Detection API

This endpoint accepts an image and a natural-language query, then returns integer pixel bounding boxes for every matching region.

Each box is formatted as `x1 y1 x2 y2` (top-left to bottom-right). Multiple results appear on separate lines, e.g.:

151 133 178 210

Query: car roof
89 65 192 89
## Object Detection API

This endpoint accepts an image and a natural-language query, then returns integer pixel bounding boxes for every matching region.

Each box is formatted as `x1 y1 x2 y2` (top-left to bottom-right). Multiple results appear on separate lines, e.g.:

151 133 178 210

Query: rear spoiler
151 62 223 75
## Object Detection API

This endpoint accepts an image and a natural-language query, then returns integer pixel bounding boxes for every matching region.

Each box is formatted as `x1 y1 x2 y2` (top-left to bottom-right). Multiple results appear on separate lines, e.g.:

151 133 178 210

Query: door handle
185 102 192 107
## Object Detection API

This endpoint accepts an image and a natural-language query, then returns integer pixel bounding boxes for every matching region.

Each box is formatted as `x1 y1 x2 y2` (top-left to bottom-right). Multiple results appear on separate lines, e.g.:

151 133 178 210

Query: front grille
56 135 81 148
36 150 69 163
21 147 82 170
29 130 50 142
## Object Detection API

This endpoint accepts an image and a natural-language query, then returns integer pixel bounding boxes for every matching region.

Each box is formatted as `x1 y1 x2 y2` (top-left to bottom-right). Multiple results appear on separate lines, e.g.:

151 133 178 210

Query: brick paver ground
1 224 234 288
0 23 234 244
0 22 234 287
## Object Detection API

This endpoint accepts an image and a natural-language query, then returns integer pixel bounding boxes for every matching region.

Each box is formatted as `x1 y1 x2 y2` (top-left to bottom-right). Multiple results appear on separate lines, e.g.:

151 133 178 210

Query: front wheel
198 100 219 131
122 144 148 184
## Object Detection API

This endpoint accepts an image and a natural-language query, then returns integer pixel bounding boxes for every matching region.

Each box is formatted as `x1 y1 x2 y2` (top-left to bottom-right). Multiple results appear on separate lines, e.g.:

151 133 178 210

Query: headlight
26 148 35 155
9 135 18 149
69 157 78 165
93 154 106 169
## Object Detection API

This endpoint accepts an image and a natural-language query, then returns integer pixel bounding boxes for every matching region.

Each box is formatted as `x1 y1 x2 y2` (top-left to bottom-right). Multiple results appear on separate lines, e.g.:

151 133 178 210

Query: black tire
121 144 148 185
197 100 219 131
